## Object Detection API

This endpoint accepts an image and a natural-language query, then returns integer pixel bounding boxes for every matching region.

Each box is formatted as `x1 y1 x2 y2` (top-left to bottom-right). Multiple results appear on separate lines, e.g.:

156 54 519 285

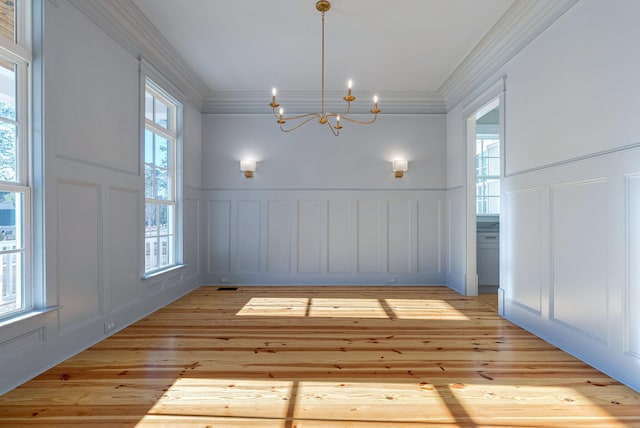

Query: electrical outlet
388 277 397 284
104 321 116 332
220 276 229 283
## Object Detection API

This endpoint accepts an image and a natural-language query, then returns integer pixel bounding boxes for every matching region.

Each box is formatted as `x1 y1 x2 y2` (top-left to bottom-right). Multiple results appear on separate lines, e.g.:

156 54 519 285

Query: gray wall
446 0 640 391
2 0 639 396
0 0 203 394
201 114 448 285
501 0 640 391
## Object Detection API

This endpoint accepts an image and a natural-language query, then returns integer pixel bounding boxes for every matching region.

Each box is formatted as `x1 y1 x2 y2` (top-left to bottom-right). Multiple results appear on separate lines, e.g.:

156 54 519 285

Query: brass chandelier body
269 0 380 136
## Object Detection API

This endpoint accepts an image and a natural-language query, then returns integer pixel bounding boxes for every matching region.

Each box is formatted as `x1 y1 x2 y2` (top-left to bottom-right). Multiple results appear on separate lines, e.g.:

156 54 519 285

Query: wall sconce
392 159 408 178
240 159 256 178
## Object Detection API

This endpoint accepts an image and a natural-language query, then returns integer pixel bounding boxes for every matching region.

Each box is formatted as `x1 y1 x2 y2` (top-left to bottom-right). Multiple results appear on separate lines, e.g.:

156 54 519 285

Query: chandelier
269 0 380 136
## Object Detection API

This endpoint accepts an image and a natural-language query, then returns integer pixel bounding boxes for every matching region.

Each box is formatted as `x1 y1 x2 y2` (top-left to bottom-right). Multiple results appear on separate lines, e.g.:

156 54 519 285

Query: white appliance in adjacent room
477 227 499 287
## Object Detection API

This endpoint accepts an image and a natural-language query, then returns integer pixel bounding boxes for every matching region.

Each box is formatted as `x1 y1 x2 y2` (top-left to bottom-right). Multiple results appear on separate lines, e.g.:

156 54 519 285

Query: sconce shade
240 159 256 178
392 159 408 178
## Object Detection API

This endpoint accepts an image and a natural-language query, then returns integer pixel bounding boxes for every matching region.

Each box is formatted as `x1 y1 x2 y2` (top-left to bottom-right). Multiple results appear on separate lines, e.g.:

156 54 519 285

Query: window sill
0 305 61 328
142 264 185 280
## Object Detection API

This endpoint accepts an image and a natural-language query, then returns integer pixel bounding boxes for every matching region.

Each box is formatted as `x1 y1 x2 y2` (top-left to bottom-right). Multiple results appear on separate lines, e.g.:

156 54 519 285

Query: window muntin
476 135 500 215
144 82 179 275
0 0 30 320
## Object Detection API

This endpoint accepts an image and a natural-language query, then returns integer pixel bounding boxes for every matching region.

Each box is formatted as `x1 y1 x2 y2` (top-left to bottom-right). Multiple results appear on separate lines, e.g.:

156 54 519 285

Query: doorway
464 82 505 299
474 99 501 294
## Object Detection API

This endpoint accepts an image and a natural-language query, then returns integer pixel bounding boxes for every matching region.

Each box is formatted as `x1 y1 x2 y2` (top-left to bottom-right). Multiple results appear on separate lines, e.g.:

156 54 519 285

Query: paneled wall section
502 147 640 392
205 191 446 285
0 1 204 395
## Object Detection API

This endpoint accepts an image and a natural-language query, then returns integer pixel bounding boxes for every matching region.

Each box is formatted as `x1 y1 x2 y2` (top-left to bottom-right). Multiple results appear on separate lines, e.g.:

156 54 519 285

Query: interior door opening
474 98 501 294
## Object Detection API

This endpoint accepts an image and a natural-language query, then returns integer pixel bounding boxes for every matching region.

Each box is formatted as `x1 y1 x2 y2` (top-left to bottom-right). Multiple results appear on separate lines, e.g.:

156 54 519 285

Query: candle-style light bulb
270 87 279 108
335 114 342 130
343 79 356 102
370 95 380 114
279 107 284 117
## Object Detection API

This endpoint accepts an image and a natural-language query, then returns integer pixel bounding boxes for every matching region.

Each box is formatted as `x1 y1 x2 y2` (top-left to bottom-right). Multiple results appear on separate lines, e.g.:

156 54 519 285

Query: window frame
475 134 500 215
0 0 33 321
142 77 183 278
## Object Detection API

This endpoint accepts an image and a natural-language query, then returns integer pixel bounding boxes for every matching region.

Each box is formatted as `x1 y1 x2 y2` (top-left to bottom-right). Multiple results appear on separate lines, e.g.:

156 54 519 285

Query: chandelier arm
284 112 323 121
336 114 379 125
325 119 339 136
321 102 354 117
342 102 352 116
272 107 321 122
279 115 321 132
321 111 379 125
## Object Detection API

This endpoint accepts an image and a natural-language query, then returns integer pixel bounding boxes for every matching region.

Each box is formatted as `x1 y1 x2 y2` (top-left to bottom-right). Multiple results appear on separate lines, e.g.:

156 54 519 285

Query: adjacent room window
0 0 31 319
475 134 500 214
144 81 181 275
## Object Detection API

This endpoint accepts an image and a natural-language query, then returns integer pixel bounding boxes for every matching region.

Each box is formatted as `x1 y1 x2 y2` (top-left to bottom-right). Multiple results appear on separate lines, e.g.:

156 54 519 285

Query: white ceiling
133 0 514 99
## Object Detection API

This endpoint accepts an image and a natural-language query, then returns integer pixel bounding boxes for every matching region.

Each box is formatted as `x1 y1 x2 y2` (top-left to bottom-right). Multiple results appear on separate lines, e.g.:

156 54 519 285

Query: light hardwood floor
1 286 639 427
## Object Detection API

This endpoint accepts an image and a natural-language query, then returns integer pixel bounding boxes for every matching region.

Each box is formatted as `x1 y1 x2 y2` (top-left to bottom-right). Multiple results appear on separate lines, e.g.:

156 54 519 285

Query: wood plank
0 286 638 427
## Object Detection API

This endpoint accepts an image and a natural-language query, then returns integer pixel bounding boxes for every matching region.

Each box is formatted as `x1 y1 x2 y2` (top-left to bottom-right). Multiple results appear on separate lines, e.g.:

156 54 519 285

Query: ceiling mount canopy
315 0 330 13
269 0 381 136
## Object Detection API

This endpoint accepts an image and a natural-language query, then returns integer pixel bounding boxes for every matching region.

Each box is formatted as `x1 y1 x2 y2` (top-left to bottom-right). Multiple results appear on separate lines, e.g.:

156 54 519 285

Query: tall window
0 0 31 319
144 81 180 275
476 135 500 215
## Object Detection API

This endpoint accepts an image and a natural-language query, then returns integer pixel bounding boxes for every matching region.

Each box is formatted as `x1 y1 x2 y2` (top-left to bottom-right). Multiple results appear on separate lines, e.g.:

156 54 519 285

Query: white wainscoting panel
183 197 201 281
627 174 640 357
446 187 466 293
297 201 325 274
357 200 384 273
502 146 640 393
109 188 140 313
0 328 44 361
388 200 412 273
328 200 352 274
505 188 542 314
236 200 261 273
418 199 443 275
551 179 608 342
57 181 102 333
205 190 445 285
208 200 231 273
267 201 292 273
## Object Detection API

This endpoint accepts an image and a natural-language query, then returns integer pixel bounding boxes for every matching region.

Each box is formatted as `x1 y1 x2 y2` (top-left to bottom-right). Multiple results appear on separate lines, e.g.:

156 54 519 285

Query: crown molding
202 90 446 115
65 0 577 115
439 0 578 111
66 0 209 109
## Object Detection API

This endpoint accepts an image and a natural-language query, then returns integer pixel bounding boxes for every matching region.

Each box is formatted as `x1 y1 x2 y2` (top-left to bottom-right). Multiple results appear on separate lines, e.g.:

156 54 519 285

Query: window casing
144 81 181 275
0 0 31 320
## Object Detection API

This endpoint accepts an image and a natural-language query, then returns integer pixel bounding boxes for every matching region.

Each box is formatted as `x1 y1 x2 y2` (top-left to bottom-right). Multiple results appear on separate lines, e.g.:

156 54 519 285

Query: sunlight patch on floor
146 377 293 420
236 297 470 319
385 299 471 320
141 378 625 427
446 382 628 427
236 297 310 317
